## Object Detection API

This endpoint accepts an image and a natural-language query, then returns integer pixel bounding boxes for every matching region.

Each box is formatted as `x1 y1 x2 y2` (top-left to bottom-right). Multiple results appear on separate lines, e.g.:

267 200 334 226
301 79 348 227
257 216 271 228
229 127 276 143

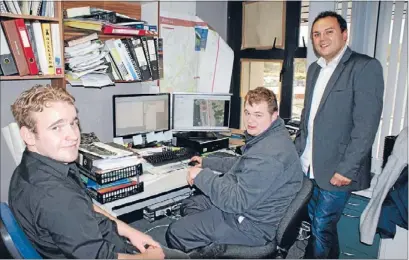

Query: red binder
103 25 156 36
14 19 39 75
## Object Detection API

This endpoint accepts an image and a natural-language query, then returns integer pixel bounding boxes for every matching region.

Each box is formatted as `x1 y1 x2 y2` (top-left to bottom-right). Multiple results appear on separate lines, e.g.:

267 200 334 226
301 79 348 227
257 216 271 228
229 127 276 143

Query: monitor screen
113 93 170 138
172 93 231 132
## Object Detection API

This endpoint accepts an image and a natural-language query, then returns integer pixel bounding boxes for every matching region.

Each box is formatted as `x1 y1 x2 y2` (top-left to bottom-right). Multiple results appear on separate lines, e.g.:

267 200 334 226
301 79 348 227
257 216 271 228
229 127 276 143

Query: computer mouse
188 160 199 166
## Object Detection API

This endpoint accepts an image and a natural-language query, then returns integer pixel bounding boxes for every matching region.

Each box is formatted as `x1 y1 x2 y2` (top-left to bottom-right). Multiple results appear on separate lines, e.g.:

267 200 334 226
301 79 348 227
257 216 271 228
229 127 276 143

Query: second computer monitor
113 93 170 138
172 93 231 132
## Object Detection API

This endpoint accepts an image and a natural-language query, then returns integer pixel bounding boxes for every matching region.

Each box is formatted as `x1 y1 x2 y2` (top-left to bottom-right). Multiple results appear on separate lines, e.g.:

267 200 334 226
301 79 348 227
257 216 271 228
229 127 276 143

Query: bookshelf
0 2 65 88
1 1 156 87
62 1 160 85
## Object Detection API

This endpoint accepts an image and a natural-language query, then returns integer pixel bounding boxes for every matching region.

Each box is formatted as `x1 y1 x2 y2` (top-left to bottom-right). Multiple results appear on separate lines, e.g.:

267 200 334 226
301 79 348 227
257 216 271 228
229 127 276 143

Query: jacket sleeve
194 153 283 214
294 107 305 155
336 59 384 180
37 192 118 259
202 156 239 174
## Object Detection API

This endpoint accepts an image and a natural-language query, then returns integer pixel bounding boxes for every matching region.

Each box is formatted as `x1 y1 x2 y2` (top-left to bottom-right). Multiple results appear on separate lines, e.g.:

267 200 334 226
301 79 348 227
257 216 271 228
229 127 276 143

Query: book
41 23 55 75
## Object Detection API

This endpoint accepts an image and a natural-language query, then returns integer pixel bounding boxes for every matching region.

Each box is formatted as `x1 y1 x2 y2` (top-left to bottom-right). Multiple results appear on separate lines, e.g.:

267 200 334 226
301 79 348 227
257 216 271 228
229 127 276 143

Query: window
227 1 304 127
240 59 282 129
292 58 307 119
242 1 286 49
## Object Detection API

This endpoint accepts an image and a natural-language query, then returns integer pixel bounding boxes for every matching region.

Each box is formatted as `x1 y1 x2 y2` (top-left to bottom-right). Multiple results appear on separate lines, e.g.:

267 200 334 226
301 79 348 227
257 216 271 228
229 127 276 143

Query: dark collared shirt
8 150 129 259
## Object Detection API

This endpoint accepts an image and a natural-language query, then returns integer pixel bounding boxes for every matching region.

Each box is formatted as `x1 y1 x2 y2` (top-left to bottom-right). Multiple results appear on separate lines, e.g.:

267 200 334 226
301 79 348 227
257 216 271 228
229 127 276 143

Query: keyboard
143 148 197 166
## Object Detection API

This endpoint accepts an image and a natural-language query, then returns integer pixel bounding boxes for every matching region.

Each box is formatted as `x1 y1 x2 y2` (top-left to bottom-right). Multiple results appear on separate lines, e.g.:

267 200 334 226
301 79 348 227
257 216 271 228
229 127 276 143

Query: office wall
0 1 227 202
196 1 228 40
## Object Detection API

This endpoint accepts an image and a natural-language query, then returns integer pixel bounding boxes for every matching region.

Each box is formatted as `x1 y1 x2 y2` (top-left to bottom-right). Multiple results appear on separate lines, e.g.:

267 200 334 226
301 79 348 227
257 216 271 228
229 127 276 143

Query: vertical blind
371 1 408 174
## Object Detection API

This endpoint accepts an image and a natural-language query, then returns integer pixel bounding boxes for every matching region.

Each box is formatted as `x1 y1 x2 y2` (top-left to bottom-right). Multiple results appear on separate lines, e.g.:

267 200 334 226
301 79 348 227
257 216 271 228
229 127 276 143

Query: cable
144 224 170 234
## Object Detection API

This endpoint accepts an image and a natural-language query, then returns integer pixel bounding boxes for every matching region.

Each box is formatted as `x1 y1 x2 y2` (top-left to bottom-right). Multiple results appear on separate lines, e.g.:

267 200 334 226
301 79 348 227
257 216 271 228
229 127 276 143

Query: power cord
144 224 170 234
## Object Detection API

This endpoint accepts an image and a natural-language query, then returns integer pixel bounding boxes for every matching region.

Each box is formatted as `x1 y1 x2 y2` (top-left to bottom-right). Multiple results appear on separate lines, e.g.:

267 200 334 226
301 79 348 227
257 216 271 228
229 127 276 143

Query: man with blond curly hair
8 85 187 259
166 87 303 255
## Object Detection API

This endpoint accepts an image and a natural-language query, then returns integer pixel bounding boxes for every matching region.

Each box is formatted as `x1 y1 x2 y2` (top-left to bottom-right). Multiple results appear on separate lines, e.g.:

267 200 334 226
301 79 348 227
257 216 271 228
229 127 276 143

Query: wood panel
61 1 141 20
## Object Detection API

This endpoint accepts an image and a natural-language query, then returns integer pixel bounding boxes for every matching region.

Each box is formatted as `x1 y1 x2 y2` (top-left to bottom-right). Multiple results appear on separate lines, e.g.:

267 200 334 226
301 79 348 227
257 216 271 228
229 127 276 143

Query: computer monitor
113 93 170 138
172 93 231 132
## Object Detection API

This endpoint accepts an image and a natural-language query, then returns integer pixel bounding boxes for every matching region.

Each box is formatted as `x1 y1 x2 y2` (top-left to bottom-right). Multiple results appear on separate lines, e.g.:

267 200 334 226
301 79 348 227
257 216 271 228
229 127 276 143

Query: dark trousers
305 181 351 259
166 194 264 252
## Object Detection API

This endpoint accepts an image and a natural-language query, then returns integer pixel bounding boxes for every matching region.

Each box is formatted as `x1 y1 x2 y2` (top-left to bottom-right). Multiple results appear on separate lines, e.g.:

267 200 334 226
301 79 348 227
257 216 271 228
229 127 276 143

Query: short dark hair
312 11 348 33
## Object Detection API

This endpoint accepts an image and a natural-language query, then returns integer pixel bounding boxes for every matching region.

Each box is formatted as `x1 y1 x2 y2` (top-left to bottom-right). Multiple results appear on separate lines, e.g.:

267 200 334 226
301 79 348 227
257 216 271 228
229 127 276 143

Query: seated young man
8 85 187 259
166 87 304 253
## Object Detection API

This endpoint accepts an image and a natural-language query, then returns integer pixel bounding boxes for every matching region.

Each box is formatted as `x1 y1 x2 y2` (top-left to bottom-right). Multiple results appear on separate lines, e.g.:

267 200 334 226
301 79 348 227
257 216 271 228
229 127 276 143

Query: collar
244 117 285 147
22 149 78 178
317 44 348 68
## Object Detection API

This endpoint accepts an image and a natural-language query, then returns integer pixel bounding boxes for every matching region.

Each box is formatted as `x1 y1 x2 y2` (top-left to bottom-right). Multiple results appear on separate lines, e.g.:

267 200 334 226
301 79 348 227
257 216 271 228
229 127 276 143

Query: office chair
0 202 41 259
189 176 313 259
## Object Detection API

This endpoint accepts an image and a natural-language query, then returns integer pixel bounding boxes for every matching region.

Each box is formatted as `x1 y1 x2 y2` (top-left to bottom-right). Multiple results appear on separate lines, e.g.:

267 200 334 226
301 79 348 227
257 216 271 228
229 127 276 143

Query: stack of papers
65 36 114 88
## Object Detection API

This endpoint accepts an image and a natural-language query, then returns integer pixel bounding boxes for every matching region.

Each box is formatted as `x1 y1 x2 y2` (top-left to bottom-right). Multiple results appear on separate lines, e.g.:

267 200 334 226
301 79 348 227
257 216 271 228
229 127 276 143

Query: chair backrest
276 176 313 250
0 202 41 259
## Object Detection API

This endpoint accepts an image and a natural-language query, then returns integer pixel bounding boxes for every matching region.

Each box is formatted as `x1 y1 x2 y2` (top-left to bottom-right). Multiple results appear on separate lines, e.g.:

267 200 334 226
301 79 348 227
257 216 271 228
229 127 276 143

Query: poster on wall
159 11 233 93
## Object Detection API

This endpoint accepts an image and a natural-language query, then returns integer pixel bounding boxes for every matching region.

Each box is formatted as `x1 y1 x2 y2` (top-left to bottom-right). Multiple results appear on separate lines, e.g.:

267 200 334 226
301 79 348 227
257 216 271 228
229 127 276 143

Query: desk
94 145 241 217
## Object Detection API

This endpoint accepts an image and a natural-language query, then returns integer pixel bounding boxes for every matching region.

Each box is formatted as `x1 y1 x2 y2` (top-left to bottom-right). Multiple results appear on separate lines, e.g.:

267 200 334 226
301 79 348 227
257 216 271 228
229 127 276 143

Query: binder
147 38 159 80
1 20 29 76
103 25 156 36
113 39 139 80
122 39 142 81
140 37 152 79
51 23 62 74
25 22 41 74
0 24 18 75
14 19 39 75
129 37 151 81
41 23 55 75
157 38 164 79
32 21 49 75
104 39 133 81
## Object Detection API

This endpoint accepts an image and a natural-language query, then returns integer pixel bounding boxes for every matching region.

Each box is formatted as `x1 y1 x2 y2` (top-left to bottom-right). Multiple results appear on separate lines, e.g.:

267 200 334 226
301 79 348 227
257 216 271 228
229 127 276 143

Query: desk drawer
338 196 380 259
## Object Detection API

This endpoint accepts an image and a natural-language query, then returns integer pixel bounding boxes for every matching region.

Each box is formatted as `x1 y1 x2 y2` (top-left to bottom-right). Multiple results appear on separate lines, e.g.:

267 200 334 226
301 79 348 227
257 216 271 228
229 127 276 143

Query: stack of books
0 19 62 77
77 142 144 204
64 33 114 88
1 1 55 17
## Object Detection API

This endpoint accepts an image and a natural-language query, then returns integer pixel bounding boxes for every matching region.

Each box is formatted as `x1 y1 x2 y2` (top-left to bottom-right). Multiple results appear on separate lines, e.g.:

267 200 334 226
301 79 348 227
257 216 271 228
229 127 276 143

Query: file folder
0 25 18 75
15 19 39 75
1 20 28 76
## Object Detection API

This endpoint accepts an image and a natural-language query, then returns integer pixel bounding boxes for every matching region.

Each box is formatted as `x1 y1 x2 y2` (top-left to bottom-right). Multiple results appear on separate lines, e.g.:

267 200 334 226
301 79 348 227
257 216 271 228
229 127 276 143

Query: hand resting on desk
187 166 202 186
189 156 203 168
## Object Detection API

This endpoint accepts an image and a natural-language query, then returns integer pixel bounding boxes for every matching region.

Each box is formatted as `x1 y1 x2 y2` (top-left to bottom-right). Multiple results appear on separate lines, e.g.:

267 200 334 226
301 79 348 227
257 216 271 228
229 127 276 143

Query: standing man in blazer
294 11 384 258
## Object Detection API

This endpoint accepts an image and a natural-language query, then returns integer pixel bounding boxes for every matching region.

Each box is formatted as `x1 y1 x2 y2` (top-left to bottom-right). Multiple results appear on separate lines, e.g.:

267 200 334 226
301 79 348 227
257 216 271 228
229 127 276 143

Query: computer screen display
172 93 231 132
113 93 170 138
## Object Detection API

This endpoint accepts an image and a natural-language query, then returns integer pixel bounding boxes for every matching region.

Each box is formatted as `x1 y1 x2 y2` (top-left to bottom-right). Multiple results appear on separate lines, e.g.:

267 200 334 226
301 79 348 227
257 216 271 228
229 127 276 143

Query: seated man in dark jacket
166 87 303 253
8 84 187 259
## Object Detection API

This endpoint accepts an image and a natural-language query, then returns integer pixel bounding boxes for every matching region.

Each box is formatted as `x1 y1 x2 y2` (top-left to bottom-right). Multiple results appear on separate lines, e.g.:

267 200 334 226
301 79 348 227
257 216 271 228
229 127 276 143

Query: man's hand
330 172 351 187
142 247 165 259
190 156 203 168
128 229 161 253
187 167 202 186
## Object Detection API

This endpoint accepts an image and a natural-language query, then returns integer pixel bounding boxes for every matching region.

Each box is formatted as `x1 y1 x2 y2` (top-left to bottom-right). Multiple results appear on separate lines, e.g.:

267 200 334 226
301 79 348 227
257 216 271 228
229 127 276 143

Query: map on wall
159 11 233 93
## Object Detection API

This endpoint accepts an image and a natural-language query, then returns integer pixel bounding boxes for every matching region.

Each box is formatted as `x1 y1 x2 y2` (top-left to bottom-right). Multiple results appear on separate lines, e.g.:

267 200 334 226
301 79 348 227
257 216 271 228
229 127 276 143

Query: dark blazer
294 47 384 192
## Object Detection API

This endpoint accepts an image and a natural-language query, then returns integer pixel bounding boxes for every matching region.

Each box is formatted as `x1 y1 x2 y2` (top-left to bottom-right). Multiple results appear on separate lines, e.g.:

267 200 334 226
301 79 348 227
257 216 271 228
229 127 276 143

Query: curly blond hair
245 87 278 115
11 85 75 132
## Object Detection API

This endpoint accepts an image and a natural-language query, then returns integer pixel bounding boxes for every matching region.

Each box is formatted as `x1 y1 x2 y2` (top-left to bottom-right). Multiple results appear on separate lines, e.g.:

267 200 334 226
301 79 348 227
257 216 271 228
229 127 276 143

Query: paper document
1 122 26 165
